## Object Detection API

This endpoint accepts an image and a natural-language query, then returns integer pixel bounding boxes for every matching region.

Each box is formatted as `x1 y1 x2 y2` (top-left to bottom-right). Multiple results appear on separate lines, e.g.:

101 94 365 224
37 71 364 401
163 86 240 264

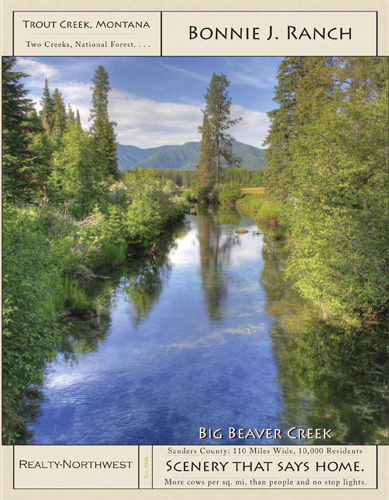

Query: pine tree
197 73 240 186
2 57 37 199
265 56 389 317
28 108 52 194
51 88 67 139
263 57 307 201
90 66 118 178
39 78 54 132
197 114 216 186
76 109 81 127
264 57 339 202
66 104 76 128
51 124 105 215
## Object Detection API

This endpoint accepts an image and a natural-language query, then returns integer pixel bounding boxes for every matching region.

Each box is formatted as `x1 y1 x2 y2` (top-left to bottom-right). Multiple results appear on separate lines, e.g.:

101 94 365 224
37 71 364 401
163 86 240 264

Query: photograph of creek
25 209 388 445
2 56 388 445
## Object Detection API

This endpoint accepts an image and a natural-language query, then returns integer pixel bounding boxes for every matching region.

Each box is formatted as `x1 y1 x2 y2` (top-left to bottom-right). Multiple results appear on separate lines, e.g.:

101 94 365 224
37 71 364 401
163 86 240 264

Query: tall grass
238 192 289 237
63 279 91 313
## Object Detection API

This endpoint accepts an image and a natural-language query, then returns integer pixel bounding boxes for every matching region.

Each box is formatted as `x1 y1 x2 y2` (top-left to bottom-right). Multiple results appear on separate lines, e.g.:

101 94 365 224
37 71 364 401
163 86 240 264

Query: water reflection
23 209 388 445
261 235 388 444
197 209 241 321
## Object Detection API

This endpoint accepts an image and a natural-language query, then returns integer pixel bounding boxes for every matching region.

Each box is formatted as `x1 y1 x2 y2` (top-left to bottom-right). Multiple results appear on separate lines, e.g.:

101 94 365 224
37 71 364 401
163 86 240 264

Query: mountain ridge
117 141 266 171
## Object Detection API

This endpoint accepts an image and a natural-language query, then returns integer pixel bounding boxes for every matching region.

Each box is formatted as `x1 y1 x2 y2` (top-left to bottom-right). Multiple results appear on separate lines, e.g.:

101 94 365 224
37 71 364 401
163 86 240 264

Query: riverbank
2 179 188 444
23 209 389 446
236 191 387 328
237 191 289 238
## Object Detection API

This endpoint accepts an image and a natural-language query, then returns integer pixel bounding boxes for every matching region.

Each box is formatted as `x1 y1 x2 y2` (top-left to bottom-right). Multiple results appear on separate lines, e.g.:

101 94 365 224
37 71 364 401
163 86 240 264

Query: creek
27 209 388 444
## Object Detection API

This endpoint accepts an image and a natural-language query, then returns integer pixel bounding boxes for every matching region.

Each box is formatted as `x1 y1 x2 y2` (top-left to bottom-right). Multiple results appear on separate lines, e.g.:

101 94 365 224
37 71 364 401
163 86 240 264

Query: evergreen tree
27 108 53 196
76 109 81 127
265 56 389 318
39 78 54 132
286 63 388 315
197 73 240 186
51 88 67 139
90 65 118 178
197 114 216 186
2 57 37 199
66 104 76 128
263 57 307 201
51 124 104 215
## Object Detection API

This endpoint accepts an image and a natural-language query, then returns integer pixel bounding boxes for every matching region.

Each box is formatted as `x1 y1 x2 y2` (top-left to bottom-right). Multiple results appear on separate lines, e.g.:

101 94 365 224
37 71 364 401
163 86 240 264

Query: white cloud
16 59 270 148
15 58 58 87
231 105 269 147
225 58 278 89
158 63 209 83
110 92 269 148
110 90 203 147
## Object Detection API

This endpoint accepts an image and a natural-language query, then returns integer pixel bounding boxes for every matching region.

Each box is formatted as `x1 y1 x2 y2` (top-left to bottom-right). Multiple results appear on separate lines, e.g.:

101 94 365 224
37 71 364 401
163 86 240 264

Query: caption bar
14 445 377 490
12 11 377 56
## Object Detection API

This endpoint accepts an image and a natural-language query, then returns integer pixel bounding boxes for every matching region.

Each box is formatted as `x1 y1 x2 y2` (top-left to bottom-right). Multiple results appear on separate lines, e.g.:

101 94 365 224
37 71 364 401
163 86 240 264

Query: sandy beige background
161 11 377 56
1 0 388 499
12 11 161 56
2 0 389 55
1 446 389 498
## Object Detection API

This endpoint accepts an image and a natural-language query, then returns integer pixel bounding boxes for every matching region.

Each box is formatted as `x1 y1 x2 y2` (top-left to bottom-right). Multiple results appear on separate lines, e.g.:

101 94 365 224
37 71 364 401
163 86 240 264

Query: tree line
264 57 388 319
150 167 264 188
3 59 119 215
2 57 187 443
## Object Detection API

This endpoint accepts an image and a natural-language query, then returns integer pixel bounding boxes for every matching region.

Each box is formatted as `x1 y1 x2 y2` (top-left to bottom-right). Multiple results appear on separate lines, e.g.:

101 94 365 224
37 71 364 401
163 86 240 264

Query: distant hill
116 144 175 170
117 141 266 171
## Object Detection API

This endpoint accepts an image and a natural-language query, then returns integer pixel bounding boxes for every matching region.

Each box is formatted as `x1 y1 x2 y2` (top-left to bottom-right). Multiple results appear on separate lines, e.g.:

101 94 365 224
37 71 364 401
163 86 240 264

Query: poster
1 0 388 499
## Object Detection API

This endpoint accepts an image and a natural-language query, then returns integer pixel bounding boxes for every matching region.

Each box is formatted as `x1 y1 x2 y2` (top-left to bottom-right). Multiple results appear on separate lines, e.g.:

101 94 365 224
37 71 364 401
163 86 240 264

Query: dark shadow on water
197 209 241 322
260 234 389 444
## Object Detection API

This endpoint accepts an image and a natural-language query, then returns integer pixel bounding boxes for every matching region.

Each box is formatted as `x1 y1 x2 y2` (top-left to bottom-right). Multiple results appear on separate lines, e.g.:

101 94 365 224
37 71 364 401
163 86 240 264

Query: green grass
241 187 265 193
99 240 127 265
237 192 289 237
63 279 92 313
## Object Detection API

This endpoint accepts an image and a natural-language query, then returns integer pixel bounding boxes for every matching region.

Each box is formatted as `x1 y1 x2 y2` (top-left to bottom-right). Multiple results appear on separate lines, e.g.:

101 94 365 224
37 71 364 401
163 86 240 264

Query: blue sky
15 57 281 148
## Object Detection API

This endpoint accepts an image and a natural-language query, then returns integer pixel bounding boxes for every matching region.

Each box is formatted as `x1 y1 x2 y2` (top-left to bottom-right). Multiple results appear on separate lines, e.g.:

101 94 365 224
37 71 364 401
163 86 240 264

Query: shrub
208 185 220 205
3 204 64 442
196 184 220 205
126 194 163 249
219 181 242 205
182 190 196 203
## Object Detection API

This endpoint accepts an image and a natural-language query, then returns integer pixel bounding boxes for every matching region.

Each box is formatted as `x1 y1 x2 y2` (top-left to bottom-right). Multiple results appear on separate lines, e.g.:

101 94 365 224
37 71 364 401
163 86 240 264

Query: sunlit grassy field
180 187 265 193
241 187 265 193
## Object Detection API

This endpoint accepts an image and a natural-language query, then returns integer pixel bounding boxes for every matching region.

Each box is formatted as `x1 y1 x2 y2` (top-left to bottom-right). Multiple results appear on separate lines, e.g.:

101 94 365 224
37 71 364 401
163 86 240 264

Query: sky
15 57 282 149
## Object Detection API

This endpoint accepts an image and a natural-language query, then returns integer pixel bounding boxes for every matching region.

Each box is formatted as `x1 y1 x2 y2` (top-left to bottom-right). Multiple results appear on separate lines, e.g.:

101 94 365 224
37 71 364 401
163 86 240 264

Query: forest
2 56 388 444
175 58 388 321
2 58 188 442
150 167 265 189
263 57 388 318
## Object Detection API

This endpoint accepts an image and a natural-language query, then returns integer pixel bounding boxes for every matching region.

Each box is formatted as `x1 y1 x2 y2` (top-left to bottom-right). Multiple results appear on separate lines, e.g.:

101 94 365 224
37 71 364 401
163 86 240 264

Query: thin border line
376 445 378 489
12 10 378 12
12 11 14 56
7 444 387 446
376 11 379 56
5 442 388 447
160 12 163 57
